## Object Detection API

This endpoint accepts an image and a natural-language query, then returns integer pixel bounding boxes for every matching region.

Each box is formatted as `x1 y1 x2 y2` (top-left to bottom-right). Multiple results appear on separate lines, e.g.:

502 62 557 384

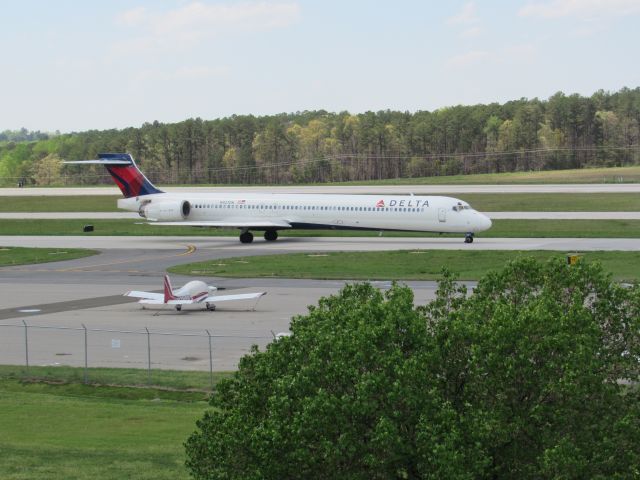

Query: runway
0 239 450 371
0 235 639 251
1 233 636 371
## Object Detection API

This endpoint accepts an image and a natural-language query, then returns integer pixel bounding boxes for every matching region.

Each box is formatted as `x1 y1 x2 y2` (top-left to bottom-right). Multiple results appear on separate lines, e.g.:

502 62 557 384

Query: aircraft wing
148 220 292 228
202 292 267 303
135 298 197 305
125 290 164 301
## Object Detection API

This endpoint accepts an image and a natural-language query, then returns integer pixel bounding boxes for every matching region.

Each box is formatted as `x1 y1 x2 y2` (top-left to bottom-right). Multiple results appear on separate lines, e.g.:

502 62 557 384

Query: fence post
82 323 88 384
145 327 151 384
206 329 213 390
22 320 29 371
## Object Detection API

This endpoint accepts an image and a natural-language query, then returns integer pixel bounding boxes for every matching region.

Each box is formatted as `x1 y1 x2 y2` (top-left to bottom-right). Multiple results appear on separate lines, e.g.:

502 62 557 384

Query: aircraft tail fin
163 275 176 303
64 153 163 198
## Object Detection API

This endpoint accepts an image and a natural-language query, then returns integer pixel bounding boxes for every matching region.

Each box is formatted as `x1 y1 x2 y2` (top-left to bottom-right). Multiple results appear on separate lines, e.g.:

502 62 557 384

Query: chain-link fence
0 321 273 388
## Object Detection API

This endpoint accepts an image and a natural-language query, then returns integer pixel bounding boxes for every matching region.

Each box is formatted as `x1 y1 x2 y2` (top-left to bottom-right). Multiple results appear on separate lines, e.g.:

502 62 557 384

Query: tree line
1 87 639 186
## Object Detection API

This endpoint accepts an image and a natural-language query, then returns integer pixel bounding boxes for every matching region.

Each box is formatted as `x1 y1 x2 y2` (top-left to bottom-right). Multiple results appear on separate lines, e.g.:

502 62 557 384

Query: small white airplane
125 275 266 312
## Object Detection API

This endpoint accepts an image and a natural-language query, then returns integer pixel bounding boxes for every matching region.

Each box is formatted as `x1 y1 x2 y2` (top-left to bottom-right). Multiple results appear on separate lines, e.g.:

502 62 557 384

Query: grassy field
169 250 640 282
0 365 232 392
0 196 121 212
0 366 216 480
1 192 640 212
344 165 640 185
0 247 97 266
456 193 640 211
1 218 639 238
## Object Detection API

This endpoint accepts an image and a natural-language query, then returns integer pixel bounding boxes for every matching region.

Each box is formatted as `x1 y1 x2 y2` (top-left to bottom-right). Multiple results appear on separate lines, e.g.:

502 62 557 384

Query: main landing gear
464 233 474 244
264 229 278 241
238 229 279 243
205 302 216 311
175 305 182 311
240 230 254 244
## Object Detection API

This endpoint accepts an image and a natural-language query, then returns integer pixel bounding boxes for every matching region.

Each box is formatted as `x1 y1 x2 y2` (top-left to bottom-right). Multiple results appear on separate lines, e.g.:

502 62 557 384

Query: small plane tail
163 275 176 303
64 153 163 198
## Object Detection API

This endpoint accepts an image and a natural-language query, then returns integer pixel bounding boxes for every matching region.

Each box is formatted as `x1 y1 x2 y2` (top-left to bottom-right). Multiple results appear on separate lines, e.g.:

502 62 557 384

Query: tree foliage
185 259 640 479
1 88 640 186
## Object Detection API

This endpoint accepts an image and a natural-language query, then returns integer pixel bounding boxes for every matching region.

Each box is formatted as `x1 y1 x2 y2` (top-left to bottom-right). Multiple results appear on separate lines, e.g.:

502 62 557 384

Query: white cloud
117 6 148 26
114 1 301 53
446 50 489 68
173 65 231 79
446 44 536 69
519 0 640 19
460 26 482 38
447 2 479 24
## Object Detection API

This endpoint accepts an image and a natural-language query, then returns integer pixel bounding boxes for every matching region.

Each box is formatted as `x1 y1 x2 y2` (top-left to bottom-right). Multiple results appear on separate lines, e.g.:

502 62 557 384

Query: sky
1 0 639 133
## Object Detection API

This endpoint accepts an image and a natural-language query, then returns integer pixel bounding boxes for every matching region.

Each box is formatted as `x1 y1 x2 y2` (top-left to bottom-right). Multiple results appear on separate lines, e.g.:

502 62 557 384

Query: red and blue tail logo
97 153 163 198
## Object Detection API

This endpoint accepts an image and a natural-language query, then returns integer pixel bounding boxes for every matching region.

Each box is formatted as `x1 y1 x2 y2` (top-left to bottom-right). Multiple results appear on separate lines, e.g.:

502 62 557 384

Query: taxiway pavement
1 234 637 371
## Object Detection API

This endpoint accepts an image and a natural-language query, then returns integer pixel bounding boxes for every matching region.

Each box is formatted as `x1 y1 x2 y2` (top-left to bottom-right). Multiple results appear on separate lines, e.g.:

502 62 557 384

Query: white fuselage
172 280 214 301
120 192 492 234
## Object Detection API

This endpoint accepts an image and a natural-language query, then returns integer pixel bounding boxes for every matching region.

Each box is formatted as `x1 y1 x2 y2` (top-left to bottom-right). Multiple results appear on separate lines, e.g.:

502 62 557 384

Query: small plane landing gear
205 302 216 311
264 229 278 241
175 304 182 311
464 233 474 244
240 231 254 244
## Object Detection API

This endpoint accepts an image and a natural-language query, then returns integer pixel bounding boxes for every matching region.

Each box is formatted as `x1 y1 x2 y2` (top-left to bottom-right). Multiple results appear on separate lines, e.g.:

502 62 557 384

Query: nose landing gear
464 233 474 244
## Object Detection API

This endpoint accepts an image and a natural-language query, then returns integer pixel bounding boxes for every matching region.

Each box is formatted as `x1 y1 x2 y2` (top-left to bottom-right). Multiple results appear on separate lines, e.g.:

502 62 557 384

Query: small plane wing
202 292 267 303
125 290 163 301
136 298 197 305
148 220 292 228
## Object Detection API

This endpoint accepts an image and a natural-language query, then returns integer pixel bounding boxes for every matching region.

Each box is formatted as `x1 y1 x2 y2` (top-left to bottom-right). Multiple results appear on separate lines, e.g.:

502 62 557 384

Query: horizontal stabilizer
64 159 132 165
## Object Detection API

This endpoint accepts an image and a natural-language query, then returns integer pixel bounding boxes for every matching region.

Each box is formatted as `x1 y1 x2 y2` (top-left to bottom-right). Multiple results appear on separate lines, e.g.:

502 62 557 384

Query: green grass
0 247 97 266
1 192 639 212
1 218 639 238
457 193 640 211
169 250 640 282
0 196 120 212
0 365 232 392
340 165 640 185
0 365 238 479
0 379 207 479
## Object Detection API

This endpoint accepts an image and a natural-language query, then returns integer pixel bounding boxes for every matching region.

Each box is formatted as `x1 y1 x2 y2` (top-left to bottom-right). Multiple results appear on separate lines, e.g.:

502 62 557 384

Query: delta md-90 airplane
65 153 492 243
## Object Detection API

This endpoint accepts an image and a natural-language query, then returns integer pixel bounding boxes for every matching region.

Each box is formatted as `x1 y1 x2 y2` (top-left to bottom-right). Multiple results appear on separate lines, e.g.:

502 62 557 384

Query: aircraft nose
480 214 492 231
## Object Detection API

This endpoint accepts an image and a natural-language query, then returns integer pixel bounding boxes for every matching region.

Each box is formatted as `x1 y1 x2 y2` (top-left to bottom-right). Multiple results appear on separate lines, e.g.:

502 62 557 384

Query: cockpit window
453 202 472 212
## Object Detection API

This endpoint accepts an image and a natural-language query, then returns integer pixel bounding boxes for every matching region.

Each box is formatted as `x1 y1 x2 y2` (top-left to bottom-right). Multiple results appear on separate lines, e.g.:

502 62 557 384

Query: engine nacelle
140 200 191 221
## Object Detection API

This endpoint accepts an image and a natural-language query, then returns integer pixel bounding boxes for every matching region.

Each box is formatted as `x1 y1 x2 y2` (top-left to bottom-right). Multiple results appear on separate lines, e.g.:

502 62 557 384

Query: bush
185 259 640 479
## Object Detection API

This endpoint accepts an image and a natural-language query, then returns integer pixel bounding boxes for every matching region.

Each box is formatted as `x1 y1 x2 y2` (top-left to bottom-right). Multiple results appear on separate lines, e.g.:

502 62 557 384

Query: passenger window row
191 203 426 213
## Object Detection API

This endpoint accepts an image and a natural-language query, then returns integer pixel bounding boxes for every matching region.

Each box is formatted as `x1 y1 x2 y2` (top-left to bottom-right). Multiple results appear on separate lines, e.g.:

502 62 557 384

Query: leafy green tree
185 259 639 479
31 153 63 186
425 259 640 479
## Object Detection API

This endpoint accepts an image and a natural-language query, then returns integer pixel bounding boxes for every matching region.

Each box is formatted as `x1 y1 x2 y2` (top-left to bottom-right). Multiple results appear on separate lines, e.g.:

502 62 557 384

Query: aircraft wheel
240 231 254 244
176 305 182 311
464 234 474 244
206 303 216 311
264 229 278 241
